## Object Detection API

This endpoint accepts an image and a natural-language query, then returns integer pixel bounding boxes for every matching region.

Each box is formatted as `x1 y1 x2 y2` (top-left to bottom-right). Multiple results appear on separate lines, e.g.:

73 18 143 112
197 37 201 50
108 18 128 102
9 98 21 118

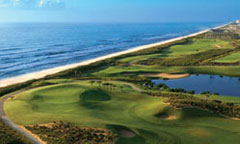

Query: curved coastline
0 23 228 88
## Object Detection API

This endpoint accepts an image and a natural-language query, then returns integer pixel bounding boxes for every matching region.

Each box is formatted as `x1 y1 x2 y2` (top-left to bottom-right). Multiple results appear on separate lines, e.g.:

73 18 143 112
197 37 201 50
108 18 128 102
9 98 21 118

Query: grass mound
180 108 222 119
80 89 111 102
79 88 112 110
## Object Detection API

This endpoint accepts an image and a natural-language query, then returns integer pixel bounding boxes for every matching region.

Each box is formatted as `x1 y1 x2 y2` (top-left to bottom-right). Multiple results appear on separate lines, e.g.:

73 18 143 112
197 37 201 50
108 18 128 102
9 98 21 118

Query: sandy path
0 91 45 144
0 23 228 88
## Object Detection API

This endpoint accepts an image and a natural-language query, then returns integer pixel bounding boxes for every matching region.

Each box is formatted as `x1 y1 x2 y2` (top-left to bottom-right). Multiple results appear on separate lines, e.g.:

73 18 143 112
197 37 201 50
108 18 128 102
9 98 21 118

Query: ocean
0 22 223 80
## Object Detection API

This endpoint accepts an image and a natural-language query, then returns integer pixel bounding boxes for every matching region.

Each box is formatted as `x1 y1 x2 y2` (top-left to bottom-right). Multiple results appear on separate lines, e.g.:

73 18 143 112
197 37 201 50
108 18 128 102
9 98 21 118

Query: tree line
143 91 240 118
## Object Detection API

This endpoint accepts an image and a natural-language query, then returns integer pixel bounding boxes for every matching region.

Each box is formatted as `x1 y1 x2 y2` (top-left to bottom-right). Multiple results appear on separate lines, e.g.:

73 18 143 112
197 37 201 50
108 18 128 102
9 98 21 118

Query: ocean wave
0 22 221 79
142 33 184 40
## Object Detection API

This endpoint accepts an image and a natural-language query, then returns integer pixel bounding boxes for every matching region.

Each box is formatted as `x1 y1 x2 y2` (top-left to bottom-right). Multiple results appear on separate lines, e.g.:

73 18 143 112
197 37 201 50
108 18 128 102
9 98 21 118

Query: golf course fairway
4 80 240 144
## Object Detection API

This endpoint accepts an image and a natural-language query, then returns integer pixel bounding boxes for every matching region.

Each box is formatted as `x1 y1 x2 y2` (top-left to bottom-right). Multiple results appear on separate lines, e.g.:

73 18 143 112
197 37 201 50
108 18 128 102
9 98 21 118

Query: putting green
215 51 240 63
5 81 240 144
167 39 234 57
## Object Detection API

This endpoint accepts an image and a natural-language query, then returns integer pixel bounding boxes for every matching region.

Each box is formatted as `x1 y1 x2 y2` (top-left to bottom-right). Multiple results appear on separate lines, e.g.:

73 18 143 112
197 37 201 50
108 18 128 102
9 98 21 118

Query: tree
97 81 102 87
205 94 211 102
149 82 154 89
187 90 195 95
103 83 110 89
74 71 78 77
112 85 117 91
120 86 124 91
90 81 95 86
200 91 211 102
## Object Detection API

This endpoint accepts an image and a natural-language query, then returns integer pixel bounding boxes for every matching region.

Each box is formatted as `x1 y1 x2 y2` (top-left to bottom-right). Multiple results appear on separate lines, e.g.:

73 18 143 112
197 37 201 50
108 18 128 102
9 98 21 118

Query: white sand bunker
155 112 177 120
146 73 190 79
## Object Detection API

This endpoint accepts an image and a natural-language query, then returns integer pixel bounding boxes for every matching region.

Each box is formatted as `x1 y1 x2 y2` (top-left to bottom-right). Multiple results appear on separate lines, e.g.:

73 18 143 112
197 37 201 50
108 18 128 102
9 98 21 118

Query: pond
152 75 240 97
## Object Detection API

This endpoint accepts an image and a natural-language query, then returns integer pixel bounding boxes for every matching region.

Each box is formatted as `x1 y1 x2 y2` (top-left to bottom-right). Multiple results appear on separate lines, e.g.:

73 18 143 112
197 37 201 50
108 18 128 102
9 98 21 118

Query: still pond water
152 75 240 97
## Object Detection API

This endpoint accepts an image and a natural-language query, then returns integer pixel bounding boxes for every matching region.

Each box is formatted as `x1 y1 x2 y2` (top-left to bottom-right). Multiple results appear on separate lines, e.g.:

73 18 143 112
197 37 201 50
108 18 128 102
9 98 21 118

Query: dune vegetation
0 116 31 144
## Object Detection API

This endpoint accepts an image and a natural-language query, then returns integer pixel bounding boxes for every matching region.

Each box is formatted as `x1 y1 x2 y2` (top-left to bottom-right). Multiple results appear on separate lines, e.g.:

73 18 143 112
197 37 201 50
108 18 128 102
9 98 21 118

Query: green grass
119 39 235 63
93 65 240 78
215 51 240 63
119 54 162 63
196 94 240 104
96 38 240 79
167 39 234 57
5 80 240 144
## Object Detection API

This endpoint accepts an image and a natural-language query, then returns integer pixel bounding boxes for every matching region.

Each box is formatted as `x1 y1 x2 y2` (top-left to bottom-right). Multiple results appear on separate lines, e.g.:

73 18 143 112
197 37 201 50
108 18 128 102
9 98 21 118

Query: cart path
0 91 44 144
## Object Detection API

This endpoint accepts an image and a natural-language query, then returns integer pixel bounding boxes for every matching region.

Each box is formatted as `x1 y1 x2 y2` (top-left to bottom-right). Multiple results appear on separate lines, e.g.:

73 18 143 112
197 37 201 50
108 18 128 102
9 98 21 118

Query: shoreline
0 23 229 88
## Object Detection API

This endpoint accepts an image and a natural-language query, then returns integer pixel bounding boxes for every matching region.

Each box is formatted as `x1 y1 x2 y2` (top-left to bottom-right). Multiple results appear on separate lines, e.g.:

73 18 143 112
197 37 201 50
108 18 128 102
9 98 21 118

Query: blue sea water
0 22 223 80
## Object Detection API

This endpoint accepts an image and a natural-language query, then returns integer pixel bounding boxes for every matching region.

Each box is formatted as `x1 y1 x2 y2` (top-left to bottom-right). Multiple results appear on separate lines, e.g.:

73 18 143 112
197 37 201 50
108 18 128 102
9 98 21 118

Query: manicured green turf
119 38 235 63
119 54 162 63
166 39 234 57
98 38 240 79
196 94 240 104
93 65 240 78
5 81 240 144
215 51 240 63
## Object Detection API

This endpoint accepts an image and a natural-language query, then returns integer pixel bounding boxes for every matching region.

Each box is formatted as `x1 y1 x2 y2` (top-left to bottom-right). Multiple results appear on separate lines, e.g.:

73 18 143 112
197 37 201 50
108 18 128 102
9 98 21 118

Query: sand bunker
147 73 190 79
111 125 136 138
118 129 136 138
166 115 177 120
215 45 223 48
155 112 177 120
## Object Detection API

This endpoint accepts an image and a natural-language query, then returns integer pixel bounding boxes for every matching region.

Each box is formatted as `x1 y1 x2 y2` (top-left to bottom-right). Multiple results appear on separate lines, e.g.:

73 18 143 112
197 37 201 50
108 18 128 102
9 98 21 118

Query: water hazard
152 74 240 97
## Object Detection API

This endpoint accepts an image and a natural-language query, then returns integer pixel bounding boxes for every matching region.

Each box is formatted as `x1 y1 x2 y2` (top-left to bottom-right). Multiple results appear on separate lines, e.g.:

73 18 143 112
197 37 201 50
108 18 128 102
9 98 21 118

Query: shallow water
0 22 223 79
152 75 240 97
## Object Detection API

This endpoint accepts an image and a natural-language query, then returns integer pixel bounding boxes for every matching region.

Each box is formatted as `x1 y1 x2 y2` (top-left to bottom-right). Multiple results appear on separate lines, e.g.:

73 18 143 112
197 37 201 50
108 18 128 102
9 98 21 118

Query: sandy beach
0 23 228 88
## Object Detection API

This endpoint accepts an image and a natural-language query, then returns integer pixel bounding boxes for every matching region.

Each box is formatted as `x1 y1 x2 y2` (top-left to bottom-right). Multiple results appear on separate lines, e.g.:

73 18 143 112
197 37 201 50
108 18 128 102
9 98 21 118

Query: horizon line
0 21 231 24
